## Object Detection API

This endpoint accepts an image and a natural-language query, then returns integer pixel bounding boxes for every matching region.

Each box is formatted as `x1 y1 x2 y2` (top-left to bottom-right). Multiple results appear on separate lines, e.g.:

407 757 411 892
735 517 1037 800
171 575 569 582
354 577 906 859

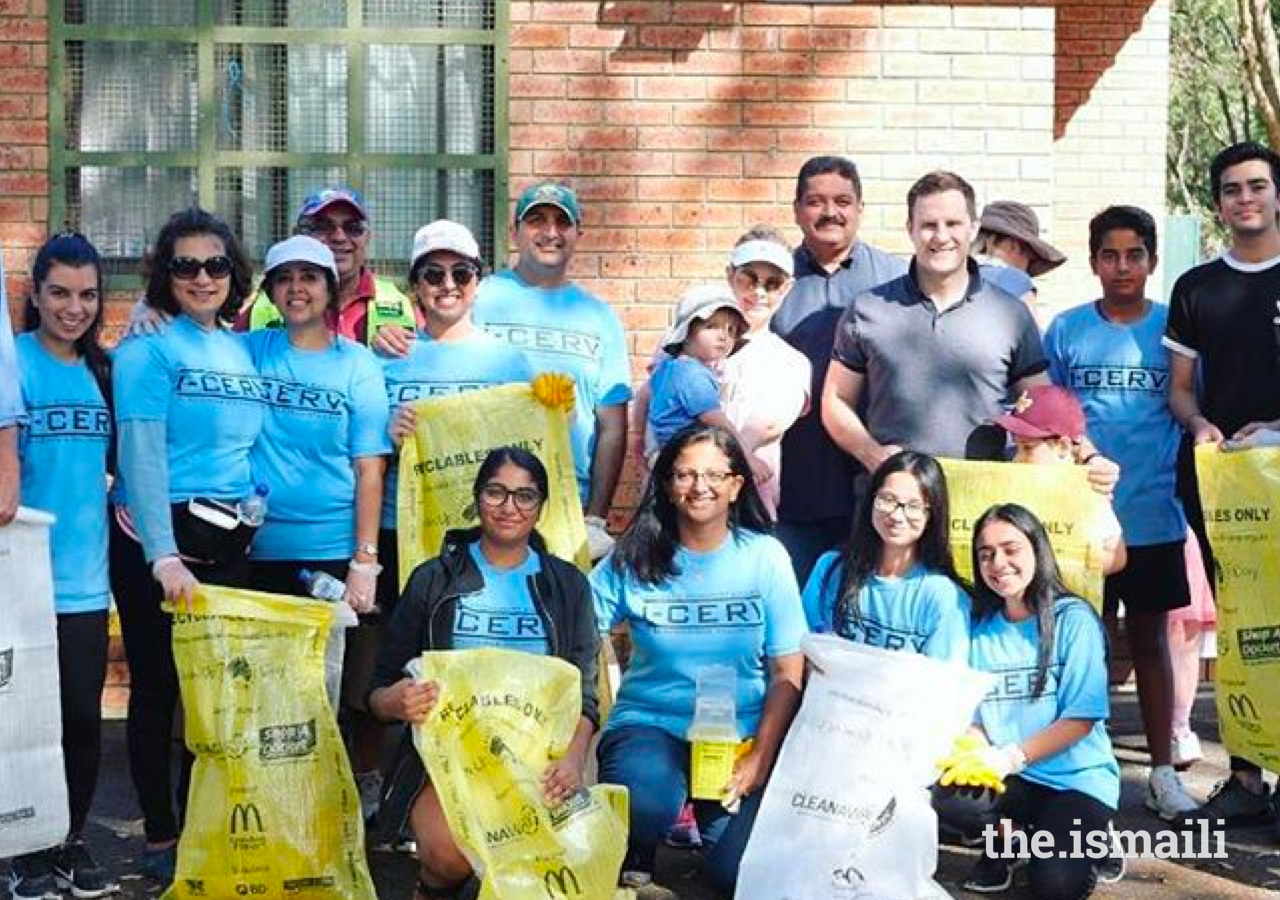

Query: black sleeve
550 559 602 728
367 561 439 701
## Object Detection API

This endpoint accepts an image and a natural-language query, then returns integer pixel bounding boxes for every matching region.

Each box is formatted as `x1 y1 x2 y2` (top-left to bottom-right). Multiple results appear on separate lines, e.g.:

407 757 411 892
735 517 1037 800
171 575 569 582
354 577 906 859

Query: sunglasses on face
734 268 789 293
418 263 479 288
299 218 368 239
169 255 233 281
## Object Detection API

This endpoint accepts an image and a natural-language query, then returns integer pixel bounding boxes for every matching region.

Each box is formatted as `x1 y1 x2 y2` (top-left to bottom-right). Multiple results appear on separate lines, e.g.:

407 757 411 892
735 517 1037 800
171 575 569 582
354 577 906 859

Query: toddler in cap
646 287 770 483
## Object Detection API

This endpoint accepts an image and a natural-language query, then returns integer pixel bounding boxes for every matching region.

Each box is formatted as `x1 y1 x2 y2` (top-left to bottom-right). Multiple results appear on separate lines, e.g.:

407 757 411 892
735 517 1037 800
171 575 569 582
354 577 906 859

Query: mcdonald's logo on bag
229 803 264 834
542 866 581 898
1227 693 1263 733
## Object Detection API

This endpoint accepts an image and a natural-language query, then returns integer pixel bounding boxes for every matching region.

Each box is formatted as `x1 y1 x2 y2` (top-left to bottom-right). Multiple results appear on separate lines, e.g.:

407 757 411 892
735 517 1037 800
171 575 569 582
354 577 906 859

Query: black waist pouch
171 498 257 566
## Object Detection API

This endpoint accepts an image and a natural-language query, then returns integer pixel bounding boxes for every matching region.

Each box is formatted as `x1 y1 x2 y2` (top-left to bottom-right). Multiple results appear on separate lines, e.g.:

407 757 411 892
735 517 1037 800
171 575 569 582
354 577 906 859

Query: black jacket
368 528 600 842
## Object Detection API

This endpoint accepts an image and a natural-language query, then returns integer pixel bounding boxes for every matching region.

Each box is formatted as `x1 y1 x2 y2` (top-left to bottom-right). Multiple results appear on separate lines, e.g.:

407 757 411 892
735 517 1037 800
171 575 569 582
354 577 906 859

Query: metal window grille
50 0 507 284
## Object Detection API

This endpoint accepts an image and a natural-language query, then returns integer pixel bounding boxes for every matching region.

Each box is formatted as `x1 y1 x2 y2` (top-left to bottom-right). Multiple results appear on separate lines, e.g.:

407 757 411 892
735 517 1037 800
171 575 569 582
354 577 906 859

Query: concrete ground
4 684 1279 899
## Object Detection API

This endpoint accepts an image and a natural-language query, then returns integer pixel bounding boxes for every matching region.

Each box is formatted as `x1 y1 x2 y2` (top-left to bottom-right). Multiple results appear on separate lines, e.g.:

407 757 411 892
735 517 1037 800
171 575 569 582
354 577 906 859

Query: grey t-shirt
832 261 1047 460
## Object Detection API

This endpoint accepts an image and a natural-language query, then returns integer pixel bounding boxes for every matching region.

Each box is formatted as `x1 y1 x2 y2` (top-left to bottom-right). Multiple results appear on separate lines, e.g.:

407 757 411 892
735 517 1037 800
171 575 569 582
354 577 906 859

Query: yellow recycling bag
412 648 628 900
1194 445 1280 769
163 586 375 900
397 381 589 588
940 460 1114 610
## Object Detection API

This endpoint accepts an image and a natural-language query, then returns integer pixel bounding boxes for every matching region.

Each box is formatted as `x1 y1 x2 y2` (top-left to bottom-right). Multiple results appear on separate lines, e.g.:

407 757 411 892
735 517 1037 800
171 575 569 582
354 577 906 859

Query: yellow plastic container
689 738 753 801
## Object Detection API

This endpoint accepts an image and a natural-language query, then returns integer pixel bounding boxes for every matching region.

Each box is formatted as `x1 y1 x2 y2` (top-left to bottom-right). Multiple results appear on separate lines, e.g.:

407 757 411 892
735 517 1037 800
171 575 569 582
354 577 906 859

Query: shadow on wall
595 0 1159 139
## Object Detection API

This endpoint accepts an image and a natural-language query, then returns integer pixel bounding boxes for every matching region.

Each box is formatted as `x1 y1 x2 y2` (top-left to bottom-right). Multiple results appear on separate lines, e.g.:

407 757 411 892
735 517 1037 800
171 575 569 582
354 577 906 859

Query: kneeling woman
367 448 599 900
939 504 1119 899
592 425 807 893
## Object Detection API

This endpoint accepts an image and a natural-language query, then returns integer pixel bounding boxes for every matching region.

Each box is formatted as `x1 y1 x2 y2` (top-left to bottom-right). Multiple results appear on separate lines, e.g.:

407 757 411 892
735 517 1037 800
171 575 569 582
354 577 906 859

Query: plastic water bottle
239 483 270 527
300 568 347 603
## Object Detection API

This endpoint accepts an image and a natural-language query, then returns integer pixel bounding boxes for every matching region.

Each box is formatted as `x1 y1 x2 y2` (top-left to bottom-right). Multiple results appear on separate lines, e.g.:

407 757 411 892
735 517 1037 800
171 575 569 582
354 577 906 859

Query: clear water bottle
300 568 347 603
239 483 270 527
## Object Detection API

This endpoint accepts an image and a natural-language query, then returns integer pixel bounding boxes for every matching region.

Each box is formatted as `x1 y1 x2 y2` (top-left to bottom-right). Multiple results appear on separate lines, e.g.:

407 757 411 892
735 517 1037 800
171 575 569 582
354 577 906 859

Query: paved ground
4 684 1279 899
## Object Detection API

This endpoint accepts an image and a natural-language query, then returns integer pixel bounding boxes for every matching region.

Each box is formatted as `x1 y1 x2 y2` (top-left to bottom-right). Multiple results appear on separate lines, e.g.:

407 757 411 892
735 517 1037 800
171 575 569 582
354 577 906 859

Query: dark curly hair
142 207 253 324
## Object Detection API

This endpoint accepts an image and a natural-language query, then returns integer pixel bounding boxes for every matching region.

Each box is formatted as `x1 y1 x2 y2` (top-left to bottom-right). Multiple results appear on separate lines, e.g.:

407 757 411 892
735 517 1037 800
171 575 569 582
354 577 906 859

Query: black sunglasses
299 218 369 239
418 263 479 287
169 255 233 281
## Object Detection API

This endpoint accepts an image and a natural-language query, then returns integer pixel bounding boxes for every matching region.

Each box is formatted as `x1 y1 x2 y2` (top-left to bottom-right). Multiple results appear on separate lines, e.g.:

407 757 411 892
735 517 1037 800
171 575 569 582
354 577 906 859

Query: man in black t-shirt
1164 141 1280 832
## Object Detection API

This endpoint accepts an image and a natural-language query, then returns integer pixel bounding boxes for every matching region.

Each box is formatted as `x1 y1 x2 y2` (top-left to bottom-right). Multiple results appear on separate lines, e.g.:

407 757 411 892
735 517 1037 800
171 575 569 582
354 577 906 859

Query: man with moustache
771 156 906 583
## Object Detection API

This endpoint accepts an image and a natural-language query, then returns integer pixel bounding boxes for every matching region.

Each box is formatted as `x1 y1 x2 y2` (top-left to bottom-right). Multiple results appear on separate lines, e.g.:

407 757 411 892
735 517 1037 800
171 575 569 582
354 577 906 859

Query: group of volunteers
1 138 1278 900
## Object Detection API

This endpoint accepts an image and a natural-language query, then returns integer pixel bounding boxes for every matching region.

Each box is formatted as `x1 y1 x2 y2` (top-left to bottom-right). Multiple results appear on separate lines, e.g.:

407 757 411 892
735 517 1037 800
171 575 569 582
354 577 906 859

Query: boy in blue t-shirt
1042 206 1199 822
646 288 768 483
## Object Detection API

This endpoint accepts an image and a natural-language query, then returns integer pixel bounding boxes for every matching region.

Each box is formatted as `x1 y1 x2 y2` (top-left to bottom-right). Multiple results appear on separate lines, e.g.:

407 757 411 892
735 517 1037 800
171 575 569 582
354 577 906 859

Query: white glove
344 559 382 614
1224 429 1280 451
126 294 172 338
584 515 615 561
152 555 198 607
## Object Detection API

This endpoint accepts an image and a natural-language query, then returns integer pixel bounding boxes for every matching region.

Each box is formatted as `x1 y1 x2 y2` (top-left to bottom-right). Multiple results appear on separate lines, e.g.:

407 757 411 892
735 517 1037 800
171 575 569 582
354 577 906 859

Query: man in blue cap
239 187 418 345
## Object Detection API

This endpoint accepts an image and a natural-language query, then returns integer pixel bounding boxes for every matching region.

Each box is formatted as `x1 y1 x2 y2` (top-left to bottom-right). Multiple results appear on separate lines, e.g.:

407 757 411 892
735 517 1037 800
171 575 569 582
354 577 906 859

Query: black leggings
108 513 249 843
57 610 108 838
934 776 1114 900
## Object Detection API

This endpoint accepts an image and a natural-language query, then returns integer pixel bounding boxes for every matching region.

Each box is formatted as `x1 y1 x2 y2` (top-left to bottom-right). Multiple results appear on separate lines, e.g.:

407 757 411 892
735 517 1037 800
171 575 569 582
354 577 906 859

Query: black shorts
1103 541 1190 614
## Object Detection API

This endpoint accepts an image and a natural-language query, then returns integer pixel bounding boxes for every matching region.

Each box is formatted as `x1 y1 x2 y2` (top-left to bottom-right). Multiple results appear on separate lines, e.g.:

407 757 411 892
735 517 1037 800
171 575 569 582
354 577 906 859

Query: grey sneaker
961 853 1027 893
54 840 119 898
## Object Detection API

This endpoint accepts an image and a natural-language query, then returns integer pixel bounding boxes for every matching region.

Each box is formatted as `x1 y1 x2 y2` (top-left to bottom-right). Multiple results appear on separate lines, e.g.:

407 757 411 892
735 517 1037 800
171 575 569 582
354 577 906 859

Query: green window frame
49 0 509 284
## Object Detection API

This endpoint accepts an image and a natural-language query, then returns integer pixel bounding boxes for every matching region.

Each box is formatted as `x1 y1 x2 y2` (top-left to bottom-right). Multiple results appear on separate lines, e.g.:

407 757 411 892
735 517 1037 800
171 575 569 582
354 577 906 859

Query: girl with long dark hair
940 504 1119 898
592 424 807 895
9 232 118 899
802 450 970 662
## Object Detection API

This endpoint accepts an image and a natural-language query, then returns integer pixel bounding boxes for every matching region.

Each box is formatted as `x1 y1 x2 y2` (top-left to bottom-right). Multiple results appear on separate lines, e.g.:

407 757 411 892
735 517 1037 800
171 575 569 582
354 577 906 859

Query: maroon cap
993 385 1086 440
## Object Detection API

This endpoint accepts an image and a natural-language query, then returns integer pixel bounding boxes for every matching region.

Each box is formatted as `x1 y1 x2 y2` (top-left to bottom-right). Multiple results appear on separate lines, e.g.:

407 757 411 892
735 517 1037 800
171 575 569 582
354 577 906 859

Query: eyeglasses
734 268 789 293
478 483 543 512
418 263 479 288
871 493 929 519
670 468 738 488
169 255 233 281
299 218 368 239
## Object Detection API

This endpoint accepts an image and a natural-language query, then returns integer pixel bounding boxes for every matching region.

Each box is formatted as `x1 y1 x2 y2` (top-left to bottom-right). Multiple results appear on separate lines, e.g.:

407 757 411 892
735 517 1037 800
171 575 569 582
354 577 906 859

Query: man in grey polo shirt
821 171 1050 467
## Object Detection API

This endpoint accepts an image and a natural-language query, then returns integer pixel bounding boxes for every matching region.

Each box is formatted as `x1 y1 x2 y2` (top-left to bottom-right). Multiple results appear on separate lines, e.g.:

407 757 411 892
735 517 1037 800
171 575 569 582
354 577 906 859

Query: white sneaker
1146 765 1199 820
1171 731 1203 768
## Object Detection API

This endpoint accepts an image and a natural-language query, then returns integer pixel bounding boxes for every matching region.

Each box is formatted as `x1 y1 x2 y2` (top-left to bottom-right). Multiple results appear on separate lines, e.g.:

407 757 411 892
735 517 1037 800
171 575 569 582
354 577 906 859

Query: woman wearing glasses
368 447 599 900
592 424 807 895
110 207 264 880
801 450 971 663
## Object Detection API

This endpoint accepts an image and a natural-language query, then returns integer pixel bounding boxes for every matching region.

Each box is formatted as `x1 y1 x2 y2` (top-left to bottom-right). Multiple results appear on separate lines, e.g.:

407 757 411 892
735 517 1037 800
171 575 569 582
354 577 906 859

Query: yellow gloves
937 734 1026 794
531 372 576 412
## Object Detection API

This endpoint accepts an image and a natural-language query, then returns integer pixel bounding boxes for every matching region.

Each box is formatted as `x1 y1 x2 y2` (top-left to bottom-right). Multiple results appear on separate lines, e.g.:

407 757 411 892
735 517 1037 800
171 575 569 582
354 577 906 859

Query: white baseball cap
263 235 337 280
410 220 483 272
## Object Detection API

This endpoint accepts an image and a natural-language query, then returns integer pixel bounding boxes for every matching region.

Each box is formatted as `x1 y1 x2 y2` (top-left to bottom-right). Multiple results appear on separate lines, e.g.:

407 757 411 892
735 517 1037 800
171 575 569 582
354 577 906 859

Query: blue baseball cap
296 187 368 223
514 183 581 226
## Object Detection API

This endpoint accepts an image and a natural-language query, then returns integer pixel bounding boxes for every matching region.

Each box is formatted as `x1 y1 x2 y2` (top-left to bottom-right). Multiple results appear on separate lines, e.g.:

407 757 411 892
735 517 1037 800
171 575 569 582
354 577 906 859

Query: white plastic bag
737 635 993 900
0 508 69 857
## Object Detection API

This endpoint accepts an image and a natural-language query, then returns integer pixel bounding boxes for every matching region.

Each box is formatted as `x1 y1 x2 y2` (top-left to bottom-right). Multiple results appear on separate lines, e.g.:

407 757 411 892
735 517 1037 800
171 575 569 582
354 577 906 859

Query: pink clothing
723 331 811 517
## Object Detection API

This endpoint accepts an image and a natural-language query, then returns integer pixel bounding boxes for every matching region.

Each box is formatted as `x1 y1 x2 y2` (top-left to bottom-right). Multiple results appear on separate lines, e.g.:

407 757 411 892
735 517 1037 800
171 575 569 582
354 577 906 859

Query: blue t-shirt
1044 301 1186 546
452 543 549 654
16 334 111 613
379 331 534 528
113 315 264 501
970 597 1120 808
245 330 392 561
648 355 722 447
0 264 24 427
802 552 971 663
591 530 807 739
474 271 633 501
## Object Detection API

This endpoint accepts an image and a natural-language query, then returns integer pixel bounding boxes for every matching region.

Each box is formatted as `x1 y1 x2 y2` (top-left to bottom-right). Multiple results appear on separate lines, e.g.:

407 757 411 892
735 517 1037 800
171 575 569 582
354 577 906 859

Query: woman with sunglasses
368 447 598 900
110 207 264 881
592 424 807 895
801 450 971 663
8 233 118 900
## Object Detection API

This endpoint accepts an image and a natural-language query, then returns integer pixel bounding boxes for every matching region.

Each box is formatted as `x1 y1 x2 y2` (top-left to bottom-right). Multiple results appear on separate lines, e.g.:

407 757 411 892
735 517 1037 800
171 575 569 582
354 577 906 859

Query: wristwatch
355 542 379 557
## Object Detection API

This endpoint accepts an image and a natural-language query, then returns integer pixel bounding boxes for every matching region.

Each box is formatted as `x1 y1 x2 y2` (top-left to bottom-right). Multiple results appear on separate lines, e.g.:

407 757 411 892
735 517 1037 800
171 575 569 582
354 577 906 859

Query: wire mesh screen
363 0 495 29
66 0 197 26
216 44 348 153
365 45 493 155
363 168 495 275
215 166 347 262
65 166 198 276
214 0 346 27
65 41 197 152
